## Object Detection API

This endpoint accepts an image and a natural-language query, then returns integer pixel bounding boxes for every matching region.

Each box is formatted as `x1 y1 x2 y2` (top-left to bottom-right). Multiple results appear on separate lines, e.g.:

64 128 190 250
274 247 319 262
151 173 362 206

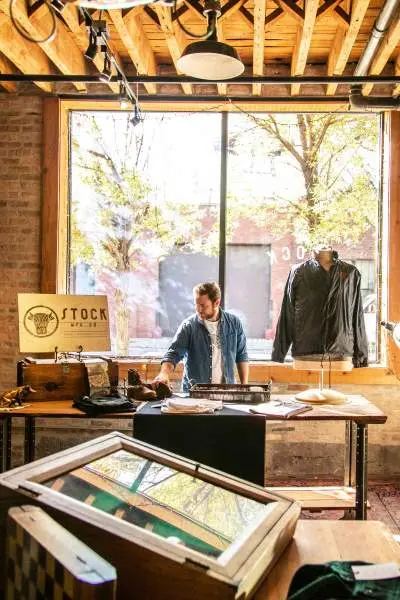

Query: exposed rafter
290 0 319 95
0 0 88 92
253 0 266 95
363 14 400 95
108 8 157 95
0 11 52 92
0 0 397 103
0 51 17 92
154 5 192 94
326 0 371 96
394 50 400 96
61 4 119 93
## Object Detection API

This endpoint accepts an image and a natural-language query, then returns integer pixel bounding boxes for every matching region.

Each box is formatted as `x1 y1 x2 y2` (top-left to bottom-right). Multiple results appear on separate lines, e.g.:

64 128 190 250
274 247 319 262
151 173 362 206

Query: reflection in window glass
69 112 220 356
69 111 381 362
44 449 277 557
225 113 380 361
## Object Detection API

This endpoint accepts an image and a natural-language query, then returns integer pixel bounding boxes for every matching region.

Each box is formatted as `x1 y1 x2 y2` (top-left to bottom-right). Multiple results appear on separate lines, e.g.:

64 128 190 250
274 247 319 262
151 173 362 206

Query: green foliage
229 112 379 249
70 208 94 266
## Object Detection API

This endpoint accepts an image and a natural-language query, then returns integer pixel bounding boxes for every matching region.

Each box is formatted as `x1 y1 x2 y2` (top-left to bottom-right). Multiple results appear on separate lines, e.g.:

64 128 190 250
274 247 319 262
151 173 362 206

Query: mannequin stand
293 357 352 403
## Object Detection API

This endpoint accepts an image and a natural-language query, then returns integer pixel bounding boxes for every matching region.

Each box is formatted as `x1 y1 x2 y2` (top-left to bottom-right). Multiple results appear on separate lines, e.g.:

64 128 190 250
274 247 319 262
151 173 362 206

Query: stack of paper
249 399 312 418
161 397 223 414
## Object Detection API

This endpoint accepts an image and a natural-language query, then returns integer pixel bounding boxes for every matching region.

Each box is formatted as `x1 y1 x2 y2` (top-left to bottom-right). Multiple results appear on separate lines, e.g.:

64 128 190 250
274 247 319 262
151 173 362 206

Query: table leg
24 417 36 464
0 416 11 472
355 423 368 520
344 420 356 488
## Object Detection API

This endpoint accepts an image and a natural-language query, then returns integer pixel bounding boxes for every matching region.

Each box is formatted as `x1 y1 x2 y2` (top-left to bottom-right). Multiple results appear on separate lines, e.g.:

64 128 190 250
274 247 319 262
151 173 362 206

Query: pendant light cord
9 0 57 43
172 0 217 39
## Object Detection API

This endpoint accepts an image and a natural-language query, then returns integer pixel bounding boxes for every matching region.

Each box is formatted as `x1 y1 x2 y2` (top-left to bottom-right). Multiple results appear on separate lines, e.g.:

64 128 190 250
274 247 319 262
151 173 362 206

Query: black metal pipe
219 112 228 306
350 86 400 110
1 74 400 85
57 94 350 104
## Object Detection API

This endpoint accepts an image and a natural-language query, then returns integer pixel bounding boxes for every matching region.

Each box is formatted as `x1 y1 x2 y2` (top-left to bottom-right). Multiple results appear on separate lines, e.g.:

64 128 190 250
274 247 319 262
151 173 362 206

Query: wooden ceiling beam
220 0 246 22
326 0 370 95
109 9 157 94
183 0 204 18
363 17 400 95
220 0 253 31
253 0 266 95
333 5 350 26
0 0 88 92
316 0 344 22
276 0 304 26
0 52 17 92
154 5 192 94
265 7 285 26
393 52 400 97
291 0 319 95
239 4 254 25
59 6 119 93
0 12 52 92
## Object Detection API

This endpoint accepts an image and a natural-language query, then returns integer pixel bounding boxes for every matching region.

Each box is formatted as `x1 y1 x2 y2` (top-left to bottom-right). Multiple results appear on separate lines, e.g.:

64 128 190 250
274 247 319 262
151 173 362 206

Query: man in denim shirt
153 282 249 392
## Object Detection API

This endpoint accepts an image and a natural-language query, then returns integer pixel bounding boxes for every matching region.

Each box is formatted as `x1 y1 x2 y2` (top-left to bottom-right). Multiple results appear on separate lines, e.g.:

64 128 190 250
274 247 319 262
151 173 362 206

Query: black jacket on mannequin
271 253 369 367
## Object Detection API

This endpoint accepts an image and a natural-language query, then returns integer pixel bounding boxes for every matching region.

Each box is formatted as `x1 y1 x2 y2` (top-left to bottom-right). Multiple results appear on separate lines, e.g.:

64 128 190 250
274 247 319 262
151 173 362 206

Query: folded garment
161 397 223 414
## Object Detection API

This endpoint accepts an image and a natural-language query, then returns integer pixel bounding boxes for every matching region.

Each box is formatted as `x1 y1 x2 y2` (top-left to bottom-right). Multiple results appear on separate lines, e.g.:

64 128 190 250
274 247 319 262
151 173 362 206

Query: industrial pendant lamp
176 0 244 81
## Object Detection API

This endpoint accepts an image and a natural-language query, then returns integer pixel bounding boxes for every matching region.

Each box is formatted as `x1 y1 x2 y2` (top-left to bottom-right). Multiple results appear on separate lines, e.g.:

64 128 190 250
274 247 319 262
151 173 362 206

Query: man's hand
152 361 174 388
152 373 170 386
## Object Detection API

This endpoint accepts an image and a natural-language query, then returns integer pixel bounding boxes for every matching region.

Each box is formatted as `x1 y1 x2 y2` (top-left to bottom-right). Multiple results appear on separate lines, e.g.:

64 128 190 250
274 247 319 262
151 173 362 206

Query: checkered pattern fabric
6 515 76 600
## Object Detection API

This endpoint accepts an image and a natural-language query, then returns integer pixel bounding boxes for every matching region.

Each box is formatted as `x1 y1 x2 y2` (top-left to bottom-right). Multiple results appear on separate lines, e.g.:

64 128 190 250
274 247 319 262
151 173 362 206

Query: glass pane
43 449 277 558
226 113 380 362
69 112 220 357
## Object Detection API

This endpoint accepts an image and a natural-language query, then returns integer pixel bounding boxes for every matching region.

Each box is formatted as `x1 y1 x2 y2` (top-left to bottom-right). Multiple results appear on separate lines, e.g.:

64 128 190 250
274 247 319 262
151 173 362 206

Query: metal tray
189 382 271 404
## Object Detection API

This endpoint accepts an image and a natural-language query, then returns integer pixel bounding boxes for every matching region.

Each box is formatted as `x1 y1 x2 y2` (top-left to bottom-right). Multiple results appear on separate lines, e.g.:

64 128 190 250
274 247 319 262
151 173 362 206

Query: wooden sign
18 294 111 353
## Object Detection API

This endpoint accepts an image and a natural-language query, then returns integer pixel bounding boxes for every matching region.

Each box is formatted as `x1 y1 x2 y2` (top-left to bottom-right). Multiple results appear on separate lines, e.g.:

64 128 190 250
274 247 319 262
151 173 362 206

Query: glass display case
0 432 301 599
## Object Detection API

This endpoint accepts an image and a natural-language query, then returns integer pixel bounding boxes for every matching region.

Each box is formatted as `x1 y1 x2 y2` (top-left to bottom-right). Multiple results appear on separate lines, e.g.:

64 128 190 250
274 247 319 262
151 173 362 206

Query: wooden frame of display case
0 431 301 600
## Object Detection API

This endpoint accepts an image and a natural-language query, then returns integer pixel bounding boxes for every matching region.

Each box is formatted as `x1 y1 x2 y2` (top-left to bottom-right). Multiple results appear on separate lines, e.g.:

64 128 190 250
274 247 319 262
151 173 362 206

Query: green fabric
287 561 400 599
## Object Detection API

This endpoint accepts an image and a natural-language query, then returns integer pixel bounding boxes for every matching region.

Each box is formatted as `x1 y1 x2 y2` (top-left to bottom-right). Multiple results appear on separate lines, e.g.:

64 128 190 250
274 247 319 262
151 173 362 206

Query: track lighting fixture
99 52 112 82
130 103 142 127
119 82 130 109
176 0 244 80
84 29 98 60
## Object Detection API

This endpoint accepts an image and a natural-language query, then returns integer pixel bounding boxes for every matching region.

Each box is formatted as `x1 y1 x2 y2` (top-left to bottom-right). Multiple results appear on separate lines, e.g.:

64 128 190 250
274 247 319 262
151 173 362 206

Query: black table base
133 404 266 486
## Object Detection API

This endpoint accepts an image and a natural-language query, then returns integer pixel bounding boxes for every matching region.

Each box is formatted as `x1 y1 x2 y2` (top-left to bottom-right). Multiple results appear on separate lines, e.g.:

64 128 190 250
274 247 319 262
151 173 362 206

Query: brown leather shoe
127 368 143 386
127 385 157 401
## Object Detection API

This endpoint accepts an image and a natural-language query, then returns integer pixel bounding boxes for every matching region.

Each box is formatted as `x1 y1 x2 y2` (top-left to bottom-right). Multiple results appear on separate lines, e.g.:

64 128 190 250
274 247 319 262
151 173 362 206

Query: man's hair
193 282 221 303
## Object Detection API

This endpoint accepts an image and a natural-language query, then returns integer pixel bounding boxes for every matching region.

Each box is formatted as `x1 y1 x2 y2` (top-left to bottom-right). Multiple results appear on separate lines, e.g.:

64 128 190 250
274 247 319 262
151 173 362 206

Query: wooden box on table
0 432 301 600
17 358 119 402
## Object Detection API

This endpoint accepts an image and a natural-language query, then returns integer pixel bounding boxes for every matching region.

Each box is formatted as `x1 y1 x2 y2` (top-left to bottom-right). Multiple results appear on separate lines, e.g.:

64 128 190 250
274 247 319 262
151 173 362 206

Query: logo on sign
23 306 59 338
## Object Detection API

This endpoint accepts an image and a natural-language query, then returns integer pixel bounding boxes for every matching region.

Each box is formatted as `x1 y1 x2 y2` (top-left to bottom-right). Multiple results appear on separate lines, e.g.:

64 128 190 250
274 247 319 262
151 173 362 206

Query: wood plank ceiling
0 0 399 100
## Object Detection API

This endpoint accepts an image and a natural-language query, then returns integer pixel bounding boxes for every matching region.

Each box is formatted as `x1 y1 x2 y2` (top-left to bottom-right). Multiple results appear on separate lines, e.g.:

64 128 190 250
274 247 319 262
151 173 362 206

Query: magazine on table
249 398 313 418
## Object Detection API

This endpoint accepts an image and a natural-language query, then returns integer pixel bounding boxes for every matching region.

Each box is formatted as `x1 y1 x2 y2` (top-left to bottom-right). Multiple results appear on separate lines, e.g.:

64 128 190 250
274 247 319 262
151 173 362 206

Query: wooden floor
299 483 400 535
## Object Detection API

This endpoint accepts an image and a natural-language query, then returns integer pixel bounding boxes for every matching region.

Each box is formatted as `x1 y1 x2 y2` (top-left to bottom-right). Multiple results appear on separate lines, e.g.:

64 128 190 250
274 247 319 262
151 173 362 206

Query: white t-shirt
204 319 223 384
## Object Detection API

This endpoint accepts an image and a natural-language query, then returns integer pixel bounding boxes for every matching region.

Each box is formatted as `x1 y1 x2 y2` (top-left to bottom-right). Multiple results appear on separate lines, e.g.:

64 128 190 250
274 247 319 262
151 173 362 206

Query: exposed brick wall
0 95 43 389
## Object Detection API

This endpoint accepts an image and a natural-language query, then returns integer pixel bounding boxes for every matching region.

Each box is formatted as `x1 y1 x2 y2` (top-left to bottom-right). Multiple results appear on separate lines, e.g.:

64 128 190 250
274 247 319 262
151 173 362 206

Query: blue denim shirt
162 309 249 392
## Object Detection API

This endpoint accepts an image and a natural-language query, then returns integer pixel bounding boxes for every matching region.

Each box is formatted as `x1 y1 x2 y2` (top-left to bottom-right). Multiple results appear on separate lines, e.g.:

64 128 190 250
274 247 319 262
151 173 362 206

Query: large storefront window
69 111 381 361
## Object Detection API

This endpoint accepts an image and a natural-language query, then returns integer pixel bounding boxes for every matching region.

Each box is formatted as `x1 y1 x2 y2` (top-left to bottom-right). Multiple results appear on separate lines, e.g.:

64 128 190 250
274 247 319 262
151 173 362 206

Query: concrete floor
300 483 400 534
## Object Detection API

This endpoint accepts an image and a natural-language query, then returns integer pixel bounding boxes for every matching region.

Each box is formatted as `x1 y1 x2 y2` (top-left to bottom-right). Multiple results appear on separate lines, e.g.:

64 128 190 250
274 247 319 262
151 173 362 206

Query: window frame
42 98 400 385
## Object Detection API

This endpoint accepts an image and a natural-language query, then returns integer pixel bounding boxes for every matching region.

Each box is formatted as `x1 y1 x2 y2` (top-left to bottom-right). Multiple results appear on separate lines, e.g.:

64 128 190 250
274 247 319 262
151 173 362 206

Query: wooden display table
256 520 400 600
0 394 387 520
134 395 386 520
